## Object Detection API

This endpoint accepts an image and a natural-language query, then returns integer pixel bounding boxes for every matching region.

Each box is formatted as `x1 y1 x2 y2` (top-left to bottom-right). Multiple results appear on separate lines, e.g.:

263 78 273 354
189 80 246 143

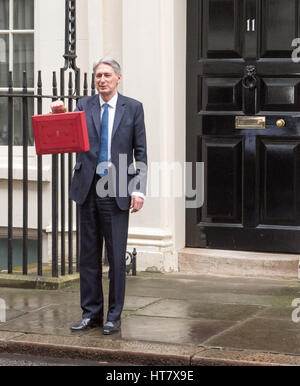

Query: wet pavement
0 272 300 365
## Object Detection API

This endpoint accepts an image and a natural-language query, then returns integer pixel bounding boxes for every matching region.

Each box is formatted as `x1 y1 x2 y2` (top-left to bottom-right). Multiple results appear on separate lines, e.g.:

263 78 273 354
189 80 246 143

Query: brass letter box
235 116 266 129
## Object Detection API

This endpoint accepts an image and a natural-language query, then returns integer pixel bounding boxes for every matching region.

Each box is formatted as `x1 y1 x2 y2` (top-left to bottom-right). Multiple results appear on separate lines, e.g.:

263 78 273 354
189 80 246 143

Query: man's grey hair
93 57 122 75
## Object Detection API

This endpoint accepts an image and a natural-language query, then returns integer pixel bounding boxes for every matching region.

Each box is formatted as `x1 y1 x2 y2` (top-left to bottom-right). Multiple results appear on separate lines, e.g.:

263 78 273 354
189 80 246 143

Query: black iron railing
1 70 92 277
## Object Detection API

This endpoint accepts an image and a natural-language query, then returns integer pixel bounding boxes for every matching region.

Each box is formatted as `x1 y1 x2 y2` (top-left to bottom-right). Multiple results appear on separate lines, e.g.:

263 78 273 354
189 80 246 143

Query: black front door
186 0 300 253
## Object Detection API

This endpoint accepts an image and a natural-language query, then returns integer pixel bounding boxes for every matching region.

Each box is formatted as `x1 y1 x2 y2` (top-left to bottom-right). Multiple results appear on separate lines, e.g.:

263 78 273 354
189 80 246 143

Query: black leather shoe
71 318 102 332
103 320 121 335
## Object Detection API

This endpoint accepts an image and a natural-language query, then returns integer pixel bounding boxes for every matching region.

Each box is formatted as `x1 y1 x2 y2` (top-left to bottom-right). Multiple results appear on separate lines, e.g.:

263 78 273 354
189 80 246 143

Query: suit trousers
79 174 129 322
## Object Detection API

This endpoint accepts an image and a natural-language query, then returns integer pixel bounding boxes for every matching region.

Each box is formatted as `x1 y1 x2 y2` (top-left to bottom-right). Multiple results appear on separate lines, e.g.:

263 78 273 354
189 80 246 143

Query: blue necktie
97 103 109 177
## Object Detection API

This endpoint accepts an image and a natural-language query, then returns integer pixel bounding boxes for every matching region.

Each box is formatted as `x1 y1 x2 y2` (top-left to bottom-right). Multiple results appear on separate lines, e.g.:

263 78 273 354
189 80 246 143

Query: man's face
94 63 121 100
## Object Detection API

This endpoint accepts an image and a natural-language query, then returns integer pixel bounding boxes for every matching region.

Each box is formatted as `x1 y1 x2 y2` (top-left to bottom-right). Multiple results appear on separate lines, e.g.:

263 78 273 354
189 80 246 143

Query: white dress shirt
99 93 145 200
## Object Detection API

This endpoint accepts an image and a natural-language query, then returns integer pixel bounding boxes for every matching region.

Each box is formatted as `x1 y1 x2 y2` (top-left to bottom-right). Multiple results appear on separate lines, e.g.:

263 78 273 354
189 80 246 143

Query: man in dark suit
51 57 147 335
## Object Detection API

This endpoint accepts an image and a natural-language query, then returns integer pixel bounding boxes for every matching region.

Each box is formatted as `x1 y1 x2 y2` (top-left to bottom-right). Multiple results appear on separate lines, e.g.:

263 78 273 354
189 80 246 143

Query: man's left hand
130 196 144 213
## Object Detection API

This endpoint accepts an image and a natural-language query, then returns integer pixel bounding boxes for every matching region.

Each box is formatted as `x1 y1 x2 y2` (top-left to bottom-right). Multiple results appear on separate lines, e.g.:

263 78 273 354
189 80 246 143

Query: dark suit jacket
69 93 147 210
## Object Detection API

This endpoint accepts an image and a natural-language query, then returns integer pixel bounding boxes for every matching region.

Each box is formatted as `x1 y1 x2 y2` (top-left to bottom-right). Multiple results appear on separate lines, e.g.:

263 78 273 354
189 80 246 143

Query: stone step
178 248 300 280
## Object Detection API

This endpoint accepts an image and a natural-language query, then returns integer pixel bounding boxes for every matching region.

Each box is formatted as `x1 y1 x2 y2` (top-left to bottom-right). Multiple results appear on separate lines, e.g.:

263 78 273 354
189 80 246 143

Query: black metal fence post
37 71 43 276
60 150 66 276
7 72 13 274
22 72 29 275
52 72 59 278
132 248 137 276
60 68 66 277
68 72 74 275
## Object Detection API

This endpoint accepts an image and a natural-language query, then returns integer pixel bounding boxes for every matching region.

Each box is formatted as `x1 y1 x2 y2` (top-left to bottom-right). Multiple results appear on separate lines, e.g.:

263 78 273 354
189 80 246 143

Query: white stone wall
122 0 186 271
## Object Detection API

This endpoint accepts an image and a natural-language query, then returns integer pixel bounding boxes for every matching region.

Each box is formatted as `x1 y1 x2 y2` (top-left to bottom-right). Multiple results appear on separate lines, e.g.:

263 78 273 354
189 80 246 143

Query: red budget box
32 111 90 155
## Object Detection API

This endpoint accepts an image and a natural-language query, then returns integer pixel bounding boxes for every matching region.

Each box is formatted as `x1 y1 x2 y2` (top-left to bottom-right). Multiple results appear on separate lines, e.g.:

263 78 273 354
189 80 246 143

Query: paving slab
123 295 161 311
0 287 79 312
134 299 266 321
255 306 297 320
2 308 26 322
86 315 235 345
203 317 300 355
124 275 299 307
0 304 82 336
168 273 299 285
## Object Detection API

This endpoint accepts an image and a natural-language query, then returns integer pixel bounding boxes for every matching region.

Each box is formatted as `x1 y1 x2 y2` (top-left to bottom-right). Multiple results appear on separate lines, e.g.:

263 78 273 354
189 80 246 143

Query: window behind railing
0 0 34 145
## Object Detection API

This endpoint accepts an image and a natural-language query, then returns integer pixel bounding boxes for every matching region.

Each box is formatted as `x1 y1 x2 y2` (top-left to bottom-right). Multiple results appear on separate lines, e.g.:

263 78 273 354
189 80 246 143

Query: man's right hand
51 100 67 114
